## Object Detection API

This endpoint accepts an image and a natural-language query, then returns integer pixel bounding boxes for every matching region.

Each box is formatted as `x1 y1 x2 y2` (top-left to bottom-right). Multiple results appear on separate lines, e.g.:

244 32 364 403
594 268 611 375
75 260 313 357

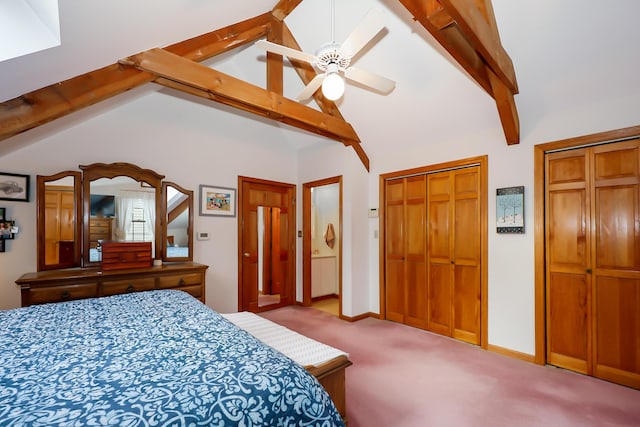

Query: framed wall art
496 186 524 233
0 172 30 202
199 185 236 217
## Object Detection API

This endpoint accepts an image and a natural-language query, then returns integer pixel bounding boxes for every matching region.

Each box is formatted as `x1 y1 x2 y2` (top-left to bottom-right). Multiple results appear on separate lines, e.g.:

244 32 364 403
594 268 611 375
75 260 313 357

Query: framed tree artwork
496 186 524 233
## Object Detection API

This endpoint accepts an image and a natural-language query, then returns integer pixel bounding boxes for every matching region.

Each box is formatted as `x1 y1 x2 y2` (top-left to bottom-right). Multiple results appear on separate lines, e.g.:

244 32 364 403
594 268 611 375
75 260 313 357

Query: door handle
243 253 250 257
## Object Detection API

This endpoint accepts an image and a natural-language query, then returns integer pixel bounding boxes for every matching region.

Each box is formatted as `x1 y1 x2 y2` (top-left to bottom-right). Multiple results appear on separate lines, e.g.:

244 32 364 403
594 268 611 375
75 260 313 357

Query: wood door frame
237 175 296 312
533 125 640 365
379 155 488 349
302 176 343 317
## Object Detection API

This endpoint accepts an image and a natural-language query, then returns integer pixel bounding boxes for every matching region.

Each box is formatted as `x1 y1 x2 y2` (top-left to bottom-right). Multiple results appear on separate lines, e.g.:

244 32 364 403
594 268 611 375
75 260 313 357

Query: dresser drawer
158 273 202 289
29 283 98 304
101 277 156 296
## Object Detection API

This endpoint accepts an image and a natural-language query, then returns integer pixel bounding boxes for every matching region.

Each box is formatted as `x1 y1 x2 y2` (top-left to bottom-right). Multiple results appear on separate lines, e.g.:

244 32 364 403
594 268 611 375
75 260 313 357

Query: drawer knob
61 290 71 300
126 284 135 292
178 278 185 286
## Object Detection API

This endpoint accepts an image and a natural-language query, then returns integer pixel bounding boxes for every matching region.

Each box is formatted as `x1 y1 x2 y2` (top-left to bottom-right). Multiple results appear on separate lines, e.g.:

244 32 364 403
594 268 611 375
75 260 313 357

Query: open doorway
303 177 342 317
237 176 296 313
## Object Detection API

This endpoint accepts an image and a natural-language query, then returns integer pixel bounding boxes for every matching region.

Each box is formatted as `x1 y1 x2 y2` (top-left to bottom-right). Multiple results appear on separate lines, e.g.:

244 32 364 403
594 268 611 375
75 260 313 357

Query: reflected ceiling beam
398 0 520 144
121 48 364 162
0 13 273 143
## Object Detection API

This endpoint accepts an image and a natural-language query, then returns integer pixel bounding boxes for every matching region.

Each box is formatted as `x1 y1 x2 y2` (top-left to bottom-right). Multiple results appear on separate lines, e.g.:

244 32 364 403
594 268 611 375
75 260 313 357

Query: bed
0 290 346 426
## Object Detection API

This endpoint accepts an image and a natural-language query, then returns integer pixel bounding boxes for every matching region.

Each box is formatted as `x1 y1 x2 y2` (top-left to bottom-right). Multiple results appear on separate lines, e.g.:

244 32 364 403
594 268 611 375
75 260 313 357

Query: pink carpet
261 306 640 427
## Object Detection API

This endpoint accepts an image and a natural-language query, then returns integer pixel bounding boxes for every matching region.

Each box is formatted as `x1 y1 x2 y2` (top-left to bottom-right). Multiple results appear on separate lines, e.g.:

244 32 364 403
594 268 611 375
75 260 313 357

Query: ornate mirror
162 182 193 262
81 163 164 267
36 171 82 271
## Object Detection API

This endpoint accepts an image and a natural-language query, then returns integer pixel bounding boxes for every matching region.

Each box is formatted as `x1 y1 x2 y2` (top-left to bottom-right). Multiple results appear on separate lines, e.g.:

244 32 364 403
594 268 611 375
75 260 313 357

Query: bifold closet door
44 187 75 265
427 167 481 345
546 140 640 389
384 175 427 328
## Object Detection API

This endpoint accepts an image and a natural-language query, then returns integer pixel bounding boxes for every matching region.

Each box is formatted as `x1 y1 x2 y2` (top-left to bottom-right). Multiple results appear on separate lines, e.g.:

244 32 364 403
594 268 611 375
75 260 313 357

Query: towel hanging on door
324 223 336 249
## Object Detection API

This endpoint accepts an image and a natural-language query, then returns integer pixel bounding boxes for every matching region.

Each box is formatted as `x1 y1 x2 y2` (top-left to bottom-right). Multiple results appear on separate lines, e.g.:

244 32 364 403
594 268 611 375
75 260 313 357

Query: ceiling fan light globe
322 73 345 101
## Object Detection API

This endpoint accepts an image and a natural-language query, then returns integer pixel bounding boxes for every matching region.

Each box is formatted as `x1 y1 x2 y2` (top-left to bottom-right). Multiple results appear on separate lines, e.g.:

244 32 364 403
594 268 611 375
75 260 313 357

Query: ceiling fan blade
344 66 395 93
296 74 326 101
339 8 386 59
254 40 317 64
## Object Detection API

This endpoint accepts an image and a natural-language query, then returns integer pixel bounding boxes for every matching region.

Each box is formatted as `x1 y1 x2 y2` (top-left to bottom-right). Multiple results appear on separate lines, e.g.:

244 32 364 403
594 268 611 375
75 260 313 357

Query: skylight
0 0 60 62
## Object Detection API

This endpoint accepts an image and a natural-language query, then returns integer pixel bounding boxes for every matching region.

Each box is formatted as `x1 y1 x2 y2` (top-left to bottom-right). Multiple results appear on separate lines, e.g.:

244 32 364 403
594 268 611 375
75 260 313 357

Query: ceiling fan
255 2 395 101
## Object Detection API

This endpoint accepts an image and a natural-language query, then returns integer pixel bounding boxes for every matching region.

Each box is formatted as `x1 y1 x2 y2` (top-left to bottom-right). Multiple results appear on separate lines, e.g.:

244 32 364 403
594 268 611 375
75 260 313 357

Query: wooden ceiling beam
476 0 519 144
0 13 272 143
266 17 284 95
399 0 493 95
271 0 304 21
123 48 366 165
398 0 519 144
439 0 518 93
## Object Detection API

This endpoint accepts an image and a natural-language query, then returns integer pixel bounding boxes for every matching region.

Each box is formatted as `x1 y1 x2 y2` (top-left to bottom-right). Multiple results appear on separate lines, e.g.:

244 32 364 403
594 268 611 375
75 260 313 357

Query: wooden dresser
16 262 208 307
89 217 112 248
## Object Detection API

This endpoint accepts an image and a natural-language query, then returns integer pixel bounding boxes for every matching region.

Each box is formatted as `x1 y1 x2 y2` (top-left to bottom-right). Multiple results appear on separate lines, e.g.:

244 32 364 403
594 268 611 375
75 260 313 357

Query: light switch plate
197 232 209 241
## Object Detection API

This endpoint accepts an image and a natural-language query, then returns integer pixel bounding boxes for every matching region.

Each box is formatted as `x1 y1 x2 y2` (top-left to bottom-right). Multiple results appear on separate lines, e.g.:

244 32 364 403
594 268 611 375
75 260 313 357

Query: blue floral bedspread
0 290 344 426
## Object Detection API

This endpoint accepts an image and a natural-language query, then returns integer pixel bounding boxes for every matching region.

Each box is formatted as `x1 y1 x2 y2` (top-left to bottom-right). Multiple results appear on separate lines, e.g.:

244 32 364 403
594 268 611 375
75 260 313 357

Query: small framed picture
0 172 30 202
199 185 236 217
0 219 16 240
496 186 524 233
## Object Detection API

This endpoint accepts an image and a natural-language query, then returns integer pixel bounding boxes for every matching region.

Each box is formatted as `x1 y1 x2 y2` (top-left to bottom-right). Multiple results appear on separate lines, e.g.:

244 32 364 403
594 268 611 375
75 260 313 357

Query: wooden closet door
384 176 427 328
427 167 481 344
384 179 406 323
545 148 591 374
44 188 75 265
427 173 453 336
591 141 640 388
546 140 640 388
405 176 427 329
452 168 481 344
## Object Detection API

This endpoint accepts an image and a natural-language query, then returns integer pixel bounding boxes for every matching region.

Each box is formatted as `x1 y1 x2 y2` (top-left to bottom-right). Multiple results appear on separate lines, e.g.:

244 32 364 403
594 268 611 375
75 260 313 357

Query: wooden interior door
238 177 295 312
384 178 407 323
383 176 427 328
427 167 481 344
591 141 640 387
451 168 481 344
545 148 591 374
427 172 453 336
546 140 640 388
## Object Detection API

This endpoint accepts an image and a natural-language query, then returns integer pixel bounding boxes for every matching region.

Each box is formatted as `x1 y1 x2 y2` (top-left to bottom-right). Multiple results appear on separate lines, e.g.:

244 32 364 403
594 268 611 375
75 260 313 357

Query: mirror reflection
164 183 192 260
41 175 78 269
88 177 156 262
257 206 282 307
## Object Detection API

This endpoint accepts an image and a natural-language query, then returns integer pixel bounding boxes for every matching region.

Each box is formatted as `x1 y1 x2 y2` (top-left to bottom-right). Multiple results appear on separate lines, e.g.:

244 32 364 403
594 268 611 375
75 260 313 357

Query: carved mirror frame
162 182 194 262
36 171 82 271
80 163 164 267
37 162 195 271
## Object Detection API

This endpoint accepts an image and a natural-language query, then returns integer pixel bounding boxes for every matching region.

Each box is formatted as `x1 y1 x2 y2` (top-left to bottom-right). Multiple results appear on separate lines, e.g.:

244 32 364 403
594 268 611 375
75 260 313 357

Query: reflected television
90 194 115 217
